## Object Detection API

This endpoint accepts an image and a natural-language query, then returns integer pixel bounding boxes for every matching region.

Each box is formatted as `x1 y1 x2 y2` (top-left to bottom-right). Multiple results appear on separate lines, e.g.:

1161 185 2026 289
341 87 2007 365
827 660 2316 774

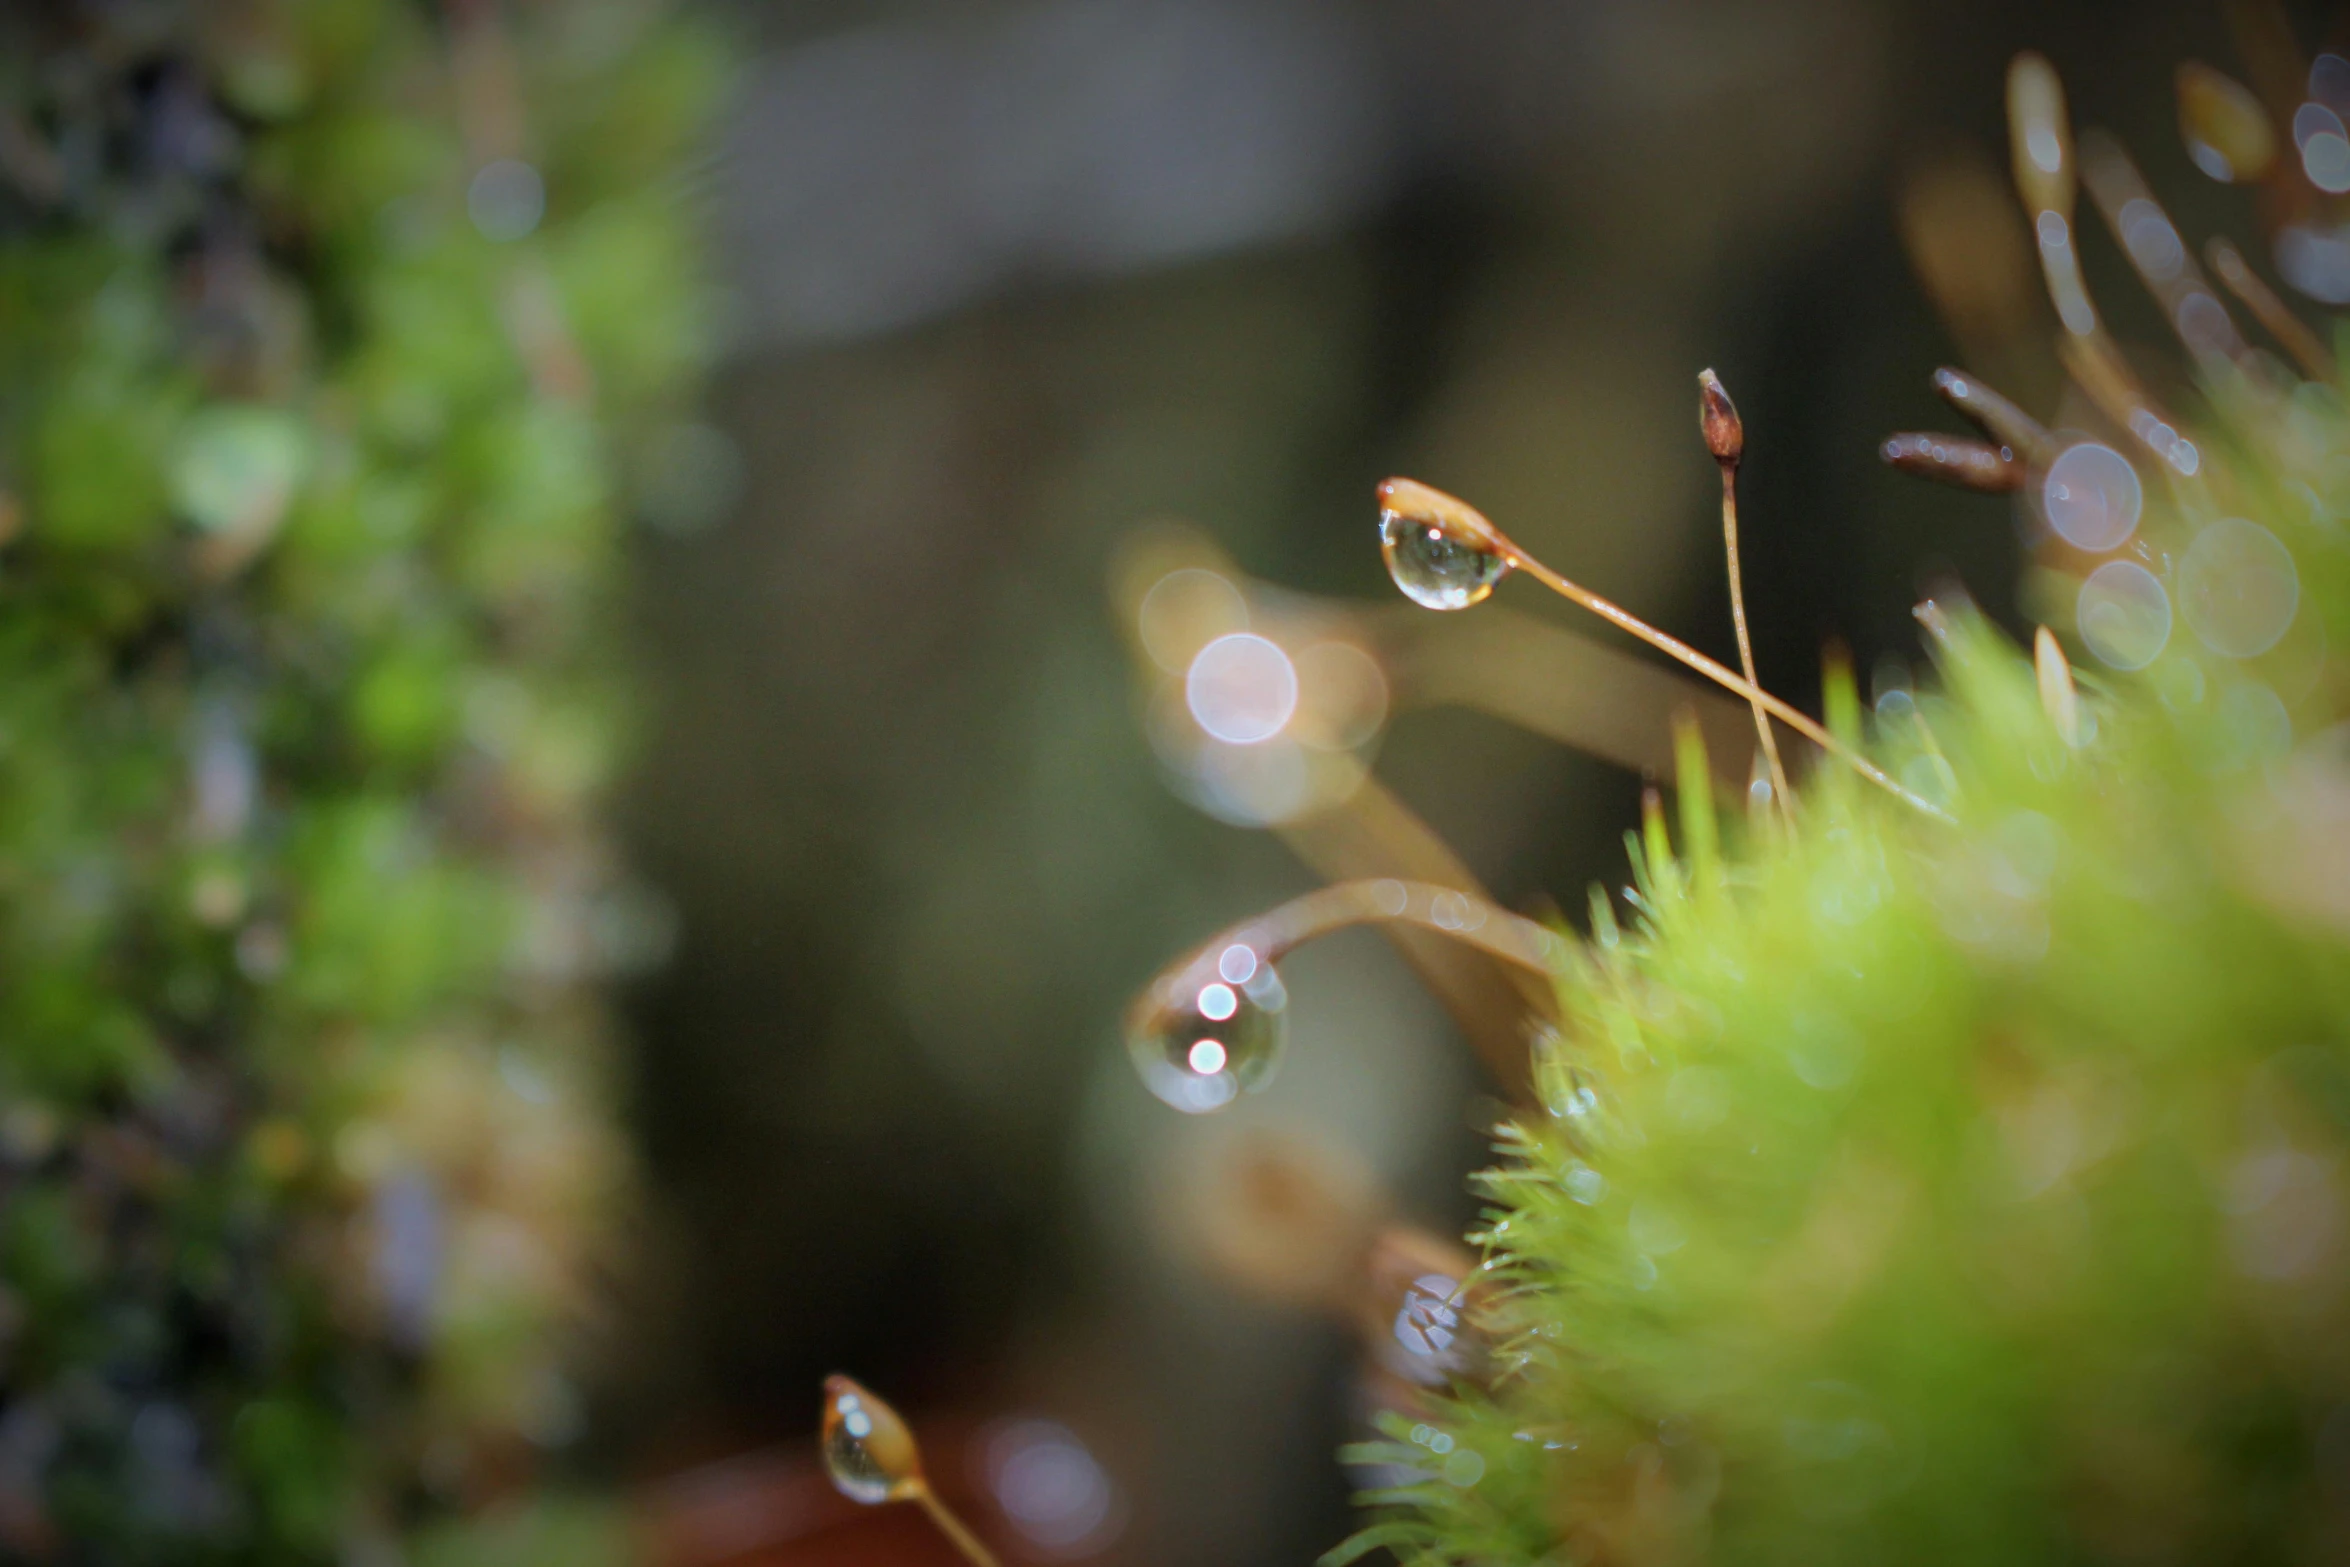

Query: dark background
603 2 2295 1560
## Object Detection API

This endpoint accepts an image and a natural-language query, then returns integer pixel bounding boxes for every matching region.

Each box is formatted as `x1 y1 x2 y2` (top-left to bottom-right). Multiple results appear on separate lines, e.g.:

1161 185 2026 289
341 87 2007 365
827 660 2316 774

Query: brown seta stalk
1699 369 1792 820
1375 477 1954 823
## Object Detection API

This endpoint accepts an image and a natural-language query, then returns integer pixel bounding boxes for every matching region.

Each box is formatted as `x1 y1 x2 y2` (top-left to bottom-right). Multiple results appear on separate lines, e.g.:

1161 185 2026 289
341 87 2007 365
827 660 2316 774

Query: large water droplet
822 1375 921 1504
1379 509 1511 611
2041 442 2141 552
2077 559 2171 670
1127 961 1287 1113
2180 517 2298 658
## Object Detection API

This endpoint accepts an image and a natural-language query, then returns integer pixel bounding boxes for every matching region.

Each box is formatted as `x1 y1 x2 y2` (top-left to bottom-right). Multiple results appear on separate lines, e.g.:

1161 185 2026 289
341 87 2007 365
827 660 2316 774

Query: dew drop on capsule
1379 509 1512 611
821 1375 922 1504
1128 962 1287 1113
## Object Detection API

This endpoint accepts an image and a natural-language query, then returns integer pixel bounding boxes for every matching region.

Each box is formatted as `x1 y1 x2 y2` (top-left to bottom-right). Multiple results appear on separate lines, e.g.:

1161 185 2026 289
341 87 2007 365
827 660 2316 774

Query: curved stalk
912 1484 1003 1567
1129 878 1558 1039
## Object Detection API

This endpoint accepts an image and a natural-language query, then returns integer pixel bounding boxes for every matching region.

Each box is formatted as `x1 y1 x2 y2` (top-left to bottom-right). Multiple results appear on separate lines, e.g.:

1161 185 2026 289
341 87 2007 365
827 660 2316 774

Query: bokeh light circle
2179 517 2299 658
2042 442 2143 552
1185 633 1298 744
2077 559 2172 670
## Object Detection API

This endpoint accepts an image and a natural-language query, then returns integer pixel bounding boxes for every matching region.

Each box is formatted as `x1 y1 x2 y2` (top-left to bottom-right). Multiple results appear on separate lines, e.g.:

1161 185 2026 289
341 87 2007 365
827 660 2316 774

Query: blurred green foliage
0 2 717 1559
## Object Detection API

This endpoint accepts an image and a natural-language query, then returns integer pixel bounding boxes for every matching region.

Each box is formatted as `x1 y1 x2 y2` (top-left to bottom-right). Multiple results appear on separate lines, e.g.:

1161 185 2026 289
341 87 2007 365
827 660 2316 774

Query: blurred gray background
607 1 2266 1560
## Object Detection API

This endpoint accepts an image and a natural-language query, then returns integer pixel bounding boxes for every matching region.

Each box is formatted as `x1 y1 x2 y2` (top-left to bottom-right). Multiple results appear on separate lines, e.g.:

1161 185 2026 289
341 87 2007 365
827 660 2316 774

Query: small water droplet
1379 509 1511 611
822 1376 921 1504
1564 1163 1607 1204
1128 966 1287 1113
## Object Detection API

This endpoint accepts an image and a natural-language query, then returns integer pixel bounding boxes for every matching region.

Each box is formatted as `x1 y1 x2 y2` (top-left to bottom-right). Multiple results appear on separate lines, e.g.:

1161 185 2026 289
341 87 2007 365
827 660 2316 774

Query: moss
0 3 721 1558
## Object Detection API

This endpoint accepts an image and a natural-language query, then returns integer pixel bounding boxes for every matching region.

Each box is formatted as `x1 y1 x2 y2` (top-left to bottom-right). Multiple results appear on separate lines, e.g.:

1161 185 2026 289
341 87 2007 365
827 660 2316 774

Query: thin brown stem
1374 477 1951 822
1132 878 1558 1041
1500 548 1951 822
1718 464 1792 818
912 1483 1003 1567
2208 237 2337 381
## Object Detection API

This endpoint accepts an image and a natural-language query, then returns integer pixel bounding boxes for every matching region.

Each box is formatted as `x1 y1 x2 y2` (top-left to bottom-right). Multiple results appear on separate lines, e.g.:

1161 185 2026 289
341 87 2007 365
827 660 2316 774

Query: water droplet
2041 443 2141 552
1881 432 2022 492
1564 1163 1607 1204
822 1376 922 1504
1128 964 1287 1113
2180 517 2299 658
1394 1273 1465 1361
2077 560 2171 670
1379 509 1511 611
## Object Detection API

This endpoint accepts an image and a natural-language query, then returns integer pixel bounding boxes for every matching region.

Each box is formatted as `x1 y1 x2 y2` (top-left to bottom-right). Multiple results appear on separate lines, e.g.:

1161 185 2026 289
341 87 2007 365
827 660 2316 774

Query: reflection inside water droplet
1379 509 1511 611
1394 1273 1462 1360
2180 518 2298 658
822 1381 918 1505
1128 964 1287 1113
2077 560 2171 670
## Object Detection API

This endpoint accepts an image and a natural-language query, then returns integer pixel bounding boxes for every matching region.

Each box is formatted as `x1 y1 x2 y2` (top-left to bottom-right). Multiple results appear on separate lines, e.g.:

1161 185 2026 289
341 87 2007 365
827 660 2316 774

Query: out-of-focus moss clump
0 3 718 1559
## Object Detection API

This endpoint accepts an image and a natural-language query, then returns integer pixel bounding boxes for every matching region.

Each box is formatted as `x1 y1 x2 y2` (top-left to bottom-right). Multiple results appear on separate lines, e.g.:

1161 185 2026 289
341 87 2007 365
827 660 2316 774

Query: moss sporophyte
1096 36 2350 1567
